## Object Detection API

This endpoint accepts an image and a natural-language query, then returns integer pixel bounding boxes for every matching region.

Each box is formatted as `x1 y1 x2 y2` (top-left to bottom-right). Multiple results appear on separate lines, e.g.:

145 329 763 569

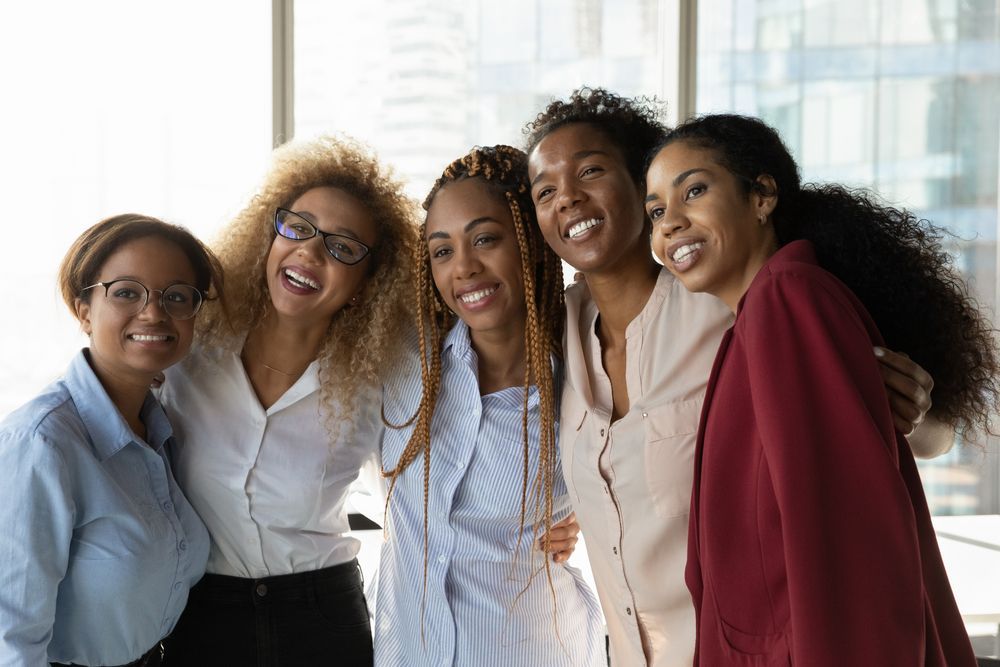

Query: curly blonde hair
197 134 420 435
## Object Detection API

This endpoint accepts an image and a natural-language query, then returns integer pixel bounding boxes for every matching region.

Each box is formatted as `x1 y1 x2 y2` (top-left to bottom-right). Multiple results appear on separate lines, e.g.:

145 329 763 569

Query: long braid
383 145 566 638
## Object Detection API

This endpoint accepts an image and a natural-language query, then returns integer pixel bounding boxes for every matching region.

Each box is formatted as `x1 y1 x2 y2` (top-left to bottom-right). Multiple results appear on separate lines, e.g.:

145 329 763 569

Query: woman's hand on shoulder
873 346 954 458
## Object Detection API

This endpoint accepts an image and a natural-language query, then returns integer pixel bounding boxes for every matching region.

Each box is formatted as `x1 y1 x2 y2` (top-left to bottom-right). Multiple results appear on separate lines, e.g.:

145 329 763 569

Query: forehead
96 236 196 281
425 178 512 233
289 185 377 238
527 123 625 176
650 141 723 179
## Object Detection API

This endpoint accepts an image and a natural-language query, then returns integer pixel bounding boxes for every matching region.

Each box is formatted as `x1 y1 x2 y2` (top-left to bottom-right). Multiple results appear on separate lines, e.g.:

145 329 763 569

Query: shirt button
256 583 268 597
162 501 174 511
612 546 618 555
600 428 605 437
626 607 632 616
178 540 187 551
173 582 182 591
642 412 648 418
437 554 447 564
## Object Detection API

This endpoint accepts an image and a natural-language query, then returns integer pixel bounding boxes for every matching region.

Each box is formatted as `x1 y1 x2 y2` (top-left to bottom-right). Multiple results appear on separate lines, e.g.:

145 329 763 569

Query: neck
718 241 780 313
469 324 529 395
244 309 329 375
585 251 661 343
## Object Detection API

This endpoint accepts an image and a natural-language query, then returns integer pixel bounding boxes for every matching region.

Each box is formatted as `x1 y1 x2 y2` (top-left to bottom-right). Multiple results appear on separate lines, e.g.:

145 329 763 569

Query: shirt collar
64 349 173 461
736 239 818 314
442 318 473 360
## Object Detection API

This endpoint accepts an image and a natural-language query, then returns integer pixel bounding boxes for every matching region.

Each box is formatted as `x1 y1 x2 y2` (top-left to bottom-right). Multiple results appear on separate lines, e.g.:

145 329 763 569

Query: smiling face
425 178 527 343
75 235 198 389
645 140 778 310
265 186 378 327
527 123 649 275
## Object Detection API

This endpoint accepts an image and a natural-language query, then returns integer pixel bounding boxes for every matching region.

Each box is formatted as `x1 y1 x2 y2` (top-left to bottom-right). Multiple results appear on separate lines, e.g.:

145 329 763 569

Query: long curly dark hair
655 113 999 436
524 86 667 186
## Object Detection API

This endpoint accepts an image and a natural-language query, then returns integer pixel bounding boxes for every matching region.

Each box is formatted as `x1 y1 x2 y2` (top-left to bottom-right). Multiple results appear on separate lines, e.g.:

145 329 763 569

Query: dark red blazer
686 240 975 665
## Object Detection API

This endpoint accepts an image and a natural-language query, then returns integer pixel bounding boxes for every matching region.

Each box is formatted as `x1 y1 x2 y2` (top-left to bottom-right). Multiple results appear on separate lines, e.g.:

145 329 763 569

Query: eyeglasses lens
105 280 203 320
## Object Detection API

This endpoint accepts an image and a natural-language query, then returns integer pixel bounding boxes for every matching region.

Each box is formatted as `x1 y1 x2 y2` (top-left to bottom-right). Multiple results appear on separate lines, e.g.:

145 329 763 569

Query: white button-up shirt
559 269 732 666
158 343 379 577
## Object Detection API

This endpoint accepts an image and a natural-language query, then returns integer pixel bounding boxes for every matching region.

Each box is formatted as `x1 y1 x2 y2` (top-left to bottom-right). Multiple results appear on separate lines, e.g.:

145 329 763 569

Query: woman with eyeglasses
158 135 418 665
0 214 223 666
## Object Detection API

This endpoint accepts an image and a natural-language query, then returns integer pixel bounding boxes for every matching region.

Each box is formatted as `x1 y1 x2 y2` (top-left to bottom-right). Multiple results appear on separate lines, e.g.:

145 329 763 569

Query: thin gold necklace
241 347 301 377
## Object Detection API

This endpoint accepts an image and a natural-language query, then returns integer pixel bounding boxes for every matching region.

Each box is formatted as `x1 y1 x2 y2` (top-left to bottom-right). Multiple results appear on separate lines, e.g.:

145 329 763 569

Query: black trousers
164 559 372 666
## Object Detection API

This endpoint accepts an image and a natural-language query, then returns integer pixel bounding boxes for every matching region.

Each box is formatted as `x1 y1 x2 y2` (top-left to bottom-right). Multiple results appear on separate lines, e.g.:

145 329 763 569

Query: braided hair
382 145 565 631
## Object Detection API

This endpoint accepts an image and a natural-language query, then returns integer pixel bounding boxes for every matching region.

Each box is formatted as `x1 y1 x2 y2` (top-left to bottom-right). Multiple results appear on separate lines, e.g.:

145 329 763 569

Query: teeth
567 218 602 238
672 242 704 263
459 286 498 304
130 334 171 342
285 268 319 290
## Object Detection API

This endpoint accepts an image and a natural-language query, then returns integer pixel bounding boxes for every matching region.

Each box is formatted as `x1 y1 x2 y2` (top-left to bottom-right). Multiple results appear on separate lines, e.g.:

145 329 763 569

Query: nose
137 291 169 322
296 235 328 263
556 181 585 212
656 209 688 238
453 246 483 279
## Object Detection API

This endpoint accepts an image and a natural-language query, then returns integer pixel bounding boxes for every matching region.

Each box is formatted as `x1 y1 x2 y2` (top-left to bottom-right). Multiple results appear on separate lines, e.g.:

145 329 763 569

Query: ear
753 175 778 223
74 297 93 336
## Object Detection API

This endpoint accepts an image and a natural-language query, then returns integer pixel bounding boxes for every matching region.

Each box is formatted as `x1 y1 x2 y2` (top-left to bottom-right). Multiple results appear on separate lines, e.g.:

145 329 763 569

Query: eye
289 223 313 235
685 184 706 200
473 234 497 247
647 205 665 221
110 287 141 300
332 242 356 256
535 186 554 202
164 290 189 304
430 244 452 259
580 165 603 178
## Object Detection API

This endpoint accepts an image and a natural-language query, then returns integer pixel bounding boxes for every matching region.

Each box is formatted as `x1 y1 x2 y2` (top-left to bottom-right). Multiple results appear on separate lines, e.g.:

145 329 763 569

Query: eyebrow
529 149 611 187
426 217 499 241
672 168 708 187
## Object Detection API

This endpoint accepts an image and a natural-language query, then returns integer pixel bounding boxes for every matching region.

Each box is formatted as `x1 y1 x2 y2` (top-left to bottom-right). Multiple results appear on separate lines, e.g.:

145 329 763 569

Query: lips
564 217 604 239
126 331 176 343
455 283 501 309
664 238 706 272
280 265 322 294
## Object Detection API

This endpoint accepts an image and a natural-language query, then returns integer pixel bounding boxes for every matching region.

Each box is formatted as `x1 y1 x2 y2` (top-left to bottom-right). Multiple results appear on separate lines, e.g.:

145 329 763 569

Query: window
697 0 1000 516
0 1 272 416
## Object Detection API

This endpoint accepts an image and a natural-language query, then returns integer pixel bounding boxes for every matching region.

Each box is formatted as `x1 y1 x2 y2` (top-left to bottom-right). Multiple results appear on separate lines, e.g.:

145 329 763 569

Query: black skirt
164 559 372 666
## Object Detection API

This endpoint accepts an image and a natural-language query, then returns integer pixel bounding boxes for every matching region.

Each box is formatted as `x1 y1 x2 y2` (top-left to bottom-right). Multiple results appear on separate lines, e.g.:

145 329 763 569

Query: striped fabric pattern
373 321 604 667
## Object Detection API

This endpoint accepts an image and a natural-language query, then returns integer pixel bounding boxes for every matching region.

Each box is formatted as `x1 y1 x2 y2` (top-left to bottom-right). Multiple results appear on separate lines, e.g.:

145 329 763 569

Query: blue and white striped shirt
373 321 604 667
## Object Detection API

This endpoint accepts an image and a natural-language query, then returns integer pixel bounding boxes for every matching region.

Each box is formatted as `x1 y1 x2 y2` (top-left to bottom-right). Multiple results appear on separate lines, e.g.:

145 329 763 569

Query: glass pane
0 1 272 417
294 0 668 199
697 0 1000 517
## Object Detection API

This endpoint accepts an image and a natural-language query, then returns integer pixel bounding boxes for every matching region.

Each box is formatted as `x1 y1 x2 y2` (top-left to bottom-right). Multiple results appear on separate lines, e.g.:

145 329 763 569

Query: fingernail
873 347 885 357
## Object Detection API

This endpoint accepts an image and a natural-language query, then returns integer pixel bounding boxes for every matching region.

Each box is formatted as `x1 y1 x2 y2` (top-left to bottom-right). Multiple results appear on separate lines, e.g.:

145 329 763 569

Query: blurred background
0 0 997 652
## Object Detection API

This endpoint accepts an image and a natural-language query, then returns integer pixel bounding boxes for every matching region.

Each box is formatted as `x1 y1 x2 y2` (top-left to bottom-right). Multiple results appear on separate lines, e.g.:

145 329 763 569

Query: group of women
1 87 997 666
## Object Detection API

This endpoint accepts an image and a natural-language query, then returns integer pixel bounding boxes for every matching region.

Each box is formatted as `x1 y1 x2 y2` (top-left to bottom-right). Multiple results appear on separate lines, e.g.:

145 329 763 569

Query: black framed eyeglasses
274 208 372 266
81 279 206 320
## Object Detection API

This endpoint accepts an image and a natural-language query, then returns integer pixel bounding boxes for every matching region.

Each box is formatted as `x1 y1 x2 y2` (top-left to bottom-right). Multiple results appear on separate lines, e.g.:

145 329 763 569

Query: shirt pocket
558 403 588 507
718 615 791 665
642 399 700 518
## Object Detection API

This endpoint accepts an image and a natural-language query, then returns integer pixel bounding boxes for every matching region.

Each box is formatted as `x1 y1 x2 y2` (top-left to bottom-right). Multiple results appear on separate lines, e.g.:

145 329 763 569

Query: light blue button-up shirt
0 350 209 667
374 322 604 667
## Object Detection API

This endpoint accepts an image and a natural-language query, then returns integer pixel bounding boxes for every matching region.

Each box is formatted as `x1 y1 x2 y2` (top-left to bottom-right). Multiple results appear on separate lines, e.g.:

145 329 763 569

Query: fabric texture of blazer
686 240 976 666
